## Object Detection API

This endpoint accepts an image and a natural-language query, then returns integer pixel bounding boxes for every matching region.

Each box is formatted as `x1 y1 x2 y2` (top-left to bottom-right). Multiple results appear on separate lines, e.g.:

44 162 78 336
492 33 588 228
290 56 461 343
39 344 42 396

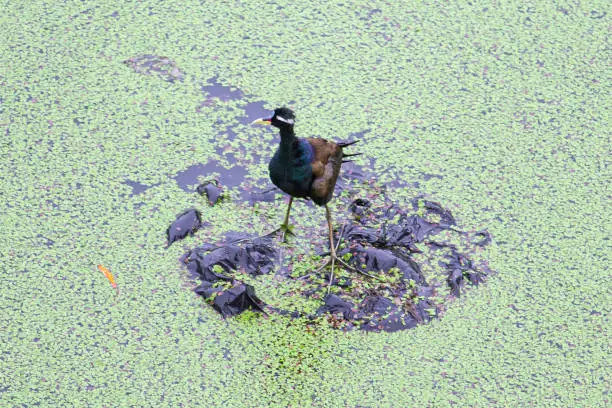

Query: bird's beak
251 117 272 126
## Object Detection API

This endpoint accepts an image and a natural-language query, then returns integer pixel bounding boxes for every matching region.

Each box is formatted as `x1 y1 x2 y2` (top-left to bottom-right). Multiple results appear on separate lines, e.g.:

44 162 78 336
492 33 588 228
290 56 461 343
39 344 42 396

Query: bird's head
251 107 295 129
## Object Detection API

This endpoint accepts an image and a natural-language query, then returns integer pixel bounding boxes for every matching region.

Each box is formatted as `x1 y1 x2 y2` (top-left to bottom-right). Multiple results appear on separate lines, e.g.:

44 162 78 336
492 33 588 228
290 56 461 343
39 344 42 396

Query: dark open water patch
173 161 247 193
240 101 273 124
169 159 282 207
201 76 245 101
123 179 161 196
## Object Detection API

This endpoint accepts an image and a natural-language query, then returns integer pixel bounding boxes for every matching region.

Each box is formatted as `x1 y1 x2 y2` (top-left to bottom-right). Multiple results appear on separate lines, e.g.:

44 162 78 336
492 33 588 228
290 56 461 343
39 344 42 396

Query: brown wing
307 138 343 206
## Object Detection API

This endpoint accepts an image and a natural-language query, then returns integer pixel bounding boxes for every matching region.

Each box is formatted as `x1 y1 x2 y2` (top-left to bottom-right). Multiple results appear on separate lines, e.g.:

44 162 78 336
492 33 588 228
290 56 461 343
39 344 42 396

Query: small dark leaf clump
195 282 266 318
183 235 277 317
167 209 203 246
186 235 278 278
197 180 224 206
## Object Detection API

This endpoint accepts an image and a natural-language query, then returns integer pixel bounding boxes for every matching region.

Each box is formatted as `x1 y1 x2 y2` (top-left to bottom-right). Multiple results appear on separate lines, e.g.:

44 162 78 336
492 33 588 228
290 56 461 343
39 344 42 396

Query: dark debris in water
123 54 184 82
183 234 277 317
197 180 224 206
179 193 491 331
194 282 266 318
186 234 278 278
167 209 203 247
443 251 488 298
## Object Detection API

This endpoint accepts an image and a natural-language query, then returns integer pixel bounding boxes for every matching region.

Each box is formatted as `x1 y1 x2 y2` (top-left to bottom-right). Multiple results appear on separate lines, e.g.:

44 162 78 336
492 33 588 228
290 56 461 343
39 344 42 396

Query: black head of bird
254 107 295 129
252 107 369 290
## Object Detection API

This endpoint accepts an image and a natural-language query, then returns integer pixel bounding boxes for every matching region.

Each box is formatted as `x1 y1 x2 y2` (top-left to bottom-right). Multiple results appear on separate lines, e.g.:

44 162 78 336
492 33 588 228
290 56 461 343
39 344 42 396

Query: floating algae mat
170 164 493 332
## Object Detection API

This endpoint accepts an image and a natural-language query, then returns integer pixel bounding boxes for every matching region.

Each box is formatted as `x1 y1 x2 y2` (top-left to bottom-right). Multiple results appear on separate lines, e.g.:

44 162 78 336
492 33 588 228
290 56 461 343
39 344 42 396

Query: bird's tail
337 140 359 148
338 140 361 163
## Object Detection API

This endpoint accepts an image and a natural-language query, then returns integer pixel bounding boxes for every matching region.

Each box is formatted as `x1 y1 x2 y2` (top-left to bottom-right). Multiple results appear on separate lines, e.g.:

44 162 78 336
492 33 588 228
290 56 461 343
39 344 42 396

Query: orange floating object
97 264 117 289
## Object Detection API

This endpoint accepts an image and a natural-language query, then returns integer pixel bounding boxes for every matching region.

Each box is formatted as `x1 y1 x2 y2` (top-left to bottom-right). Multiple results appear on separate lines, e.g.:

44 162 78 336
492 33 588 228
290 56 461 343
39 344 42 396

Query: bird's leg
264 196 295 242
280 197 294 236
296 223 344 282
313 205 376 292
325 205 336 292
277 196 295 242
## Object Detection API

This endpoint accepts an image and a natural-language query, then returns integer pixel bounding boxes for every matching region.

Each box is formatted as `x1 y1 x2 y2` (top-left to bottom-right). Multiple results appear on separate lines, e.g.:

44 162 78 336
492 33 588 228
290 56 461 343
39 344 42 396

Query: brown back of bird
307 138 344 206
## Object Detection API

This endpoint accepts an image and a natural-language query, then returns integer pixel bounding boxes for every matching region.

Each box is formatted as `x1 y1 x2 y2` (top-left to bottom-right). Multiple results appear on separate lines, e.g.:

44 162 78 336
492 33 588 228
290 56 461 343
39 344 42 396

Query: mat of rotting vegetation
168 164 492 332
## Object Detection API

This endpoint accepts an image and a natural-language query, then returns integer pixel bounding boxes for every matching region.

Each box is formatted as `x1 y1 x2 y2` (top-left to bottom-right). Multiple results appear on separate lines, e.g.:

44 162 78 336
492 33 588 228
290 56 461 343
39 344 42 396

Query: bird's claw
297 223 376 287
280 223 295 234
296 253 377 293
314 255 376 279
279 223 295 242
314 254 377 294
265 223 295 242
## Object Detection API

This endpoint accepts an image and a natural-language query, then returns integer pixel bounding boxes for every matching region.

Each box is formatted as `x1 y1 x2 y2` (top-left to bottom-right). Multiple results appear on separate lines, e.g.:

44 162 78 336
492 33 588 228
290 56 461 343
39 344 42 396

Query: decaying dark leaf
167 209 202 246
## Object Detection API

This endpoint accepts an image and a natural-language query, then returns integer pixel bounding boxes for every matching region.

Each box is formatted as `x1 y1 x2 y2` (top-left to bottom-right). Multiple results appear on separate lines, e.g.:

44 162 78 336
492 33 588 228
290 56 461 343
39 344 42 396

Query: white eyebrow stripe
276 116 294 124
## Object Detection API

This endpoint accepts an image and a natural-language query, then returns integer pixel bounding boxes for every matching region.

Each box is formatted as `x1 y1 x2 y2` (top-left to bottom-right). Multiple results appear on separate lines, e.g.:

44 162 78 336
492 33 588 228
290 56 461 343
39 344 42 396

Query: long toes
306 254 379 287
315 258 331 273
280 224 295 235
282 228 295 237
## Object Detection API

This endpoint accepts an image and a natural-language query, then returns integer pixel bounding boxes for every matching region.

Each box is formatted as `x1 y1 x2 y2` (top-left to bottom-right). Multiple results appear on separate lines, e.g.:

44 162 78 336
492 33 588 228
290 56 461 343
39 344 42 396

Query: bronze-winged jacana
252 107 371 288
